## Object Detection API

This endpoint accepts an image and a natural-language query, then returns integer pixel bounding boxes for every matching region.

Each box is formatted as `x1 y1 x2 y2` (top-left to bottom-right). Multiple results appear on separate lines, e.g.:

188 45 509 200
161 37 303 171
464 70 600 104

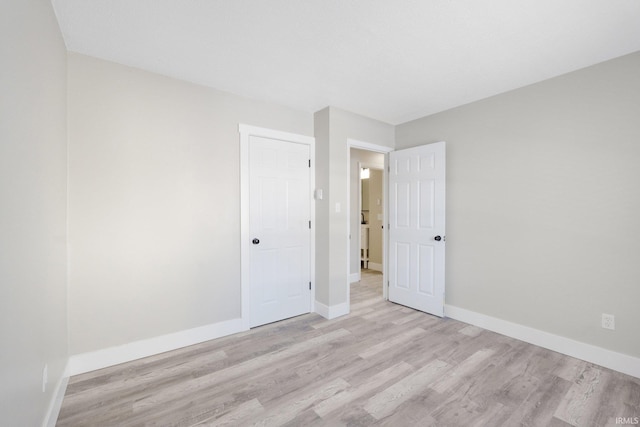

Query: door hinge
309 281 312 290
308 159 311 167
309 220 311 229
387 280 390 287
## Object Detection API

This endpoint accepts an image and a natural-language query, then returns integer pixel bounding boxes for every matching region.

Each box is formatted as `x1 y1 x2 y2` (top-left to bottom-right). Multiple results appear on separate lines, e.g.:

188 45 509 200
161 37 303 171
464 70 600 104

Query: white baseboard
43 361 70 427
349 272 361 283
315 300 350 320
367 262 383 272
69 318 246 376
445 304 640 379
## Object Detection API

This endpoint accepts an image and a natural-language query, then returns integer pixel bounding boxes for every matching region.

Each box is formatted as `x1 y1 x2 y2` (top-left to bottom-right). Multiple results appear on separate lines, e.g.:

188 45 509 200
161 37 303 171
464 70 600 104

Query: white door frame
240 124 315 330
347 139 393 308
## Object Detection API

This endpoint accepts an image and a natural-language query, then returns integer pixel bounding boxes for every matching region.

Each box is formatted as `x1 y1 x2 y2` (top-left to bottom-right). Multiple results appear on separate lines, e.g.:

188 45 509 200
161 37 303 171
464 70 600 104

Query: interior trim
68 318 245 376
314 300 350 320
445 304 640 379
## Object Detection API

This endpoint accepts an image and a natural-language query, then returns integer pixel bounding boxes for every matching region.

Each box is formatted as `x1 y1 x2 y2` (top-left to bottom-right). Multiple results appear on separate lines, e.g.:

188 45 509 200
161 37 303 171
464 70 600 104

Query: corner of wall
314 300 350 320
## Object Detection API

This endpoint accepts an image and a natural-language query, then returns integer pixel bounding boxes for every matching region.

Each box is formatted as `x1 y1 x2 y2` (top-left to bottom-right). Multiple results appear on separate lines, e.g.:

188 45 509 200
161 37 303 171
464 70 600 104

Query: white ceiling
52 0 640 125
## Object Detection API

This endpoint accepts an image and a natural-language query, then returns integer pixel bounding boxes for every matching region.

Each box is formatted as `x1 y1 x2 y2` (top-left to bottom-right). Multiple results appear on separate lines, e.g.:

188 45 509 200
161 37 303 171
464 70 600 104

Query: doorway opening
357 159 384 273
347 140 393 309
347 139 446 317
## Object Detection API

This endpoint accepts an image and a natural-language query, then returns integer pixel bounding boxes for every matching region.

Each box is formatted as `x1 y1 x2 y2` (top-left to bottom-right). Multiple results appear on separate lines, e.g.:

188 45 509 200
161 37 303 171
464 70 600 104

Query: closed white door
389 142 446 316
249 135 311 327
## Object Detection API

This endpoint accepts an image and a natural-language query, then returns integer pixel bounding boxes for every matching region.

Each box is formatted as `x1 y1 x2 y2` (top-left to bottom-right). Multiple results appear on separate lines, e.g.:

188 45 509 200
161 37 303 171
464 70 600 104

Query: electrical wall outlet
602 313 615 330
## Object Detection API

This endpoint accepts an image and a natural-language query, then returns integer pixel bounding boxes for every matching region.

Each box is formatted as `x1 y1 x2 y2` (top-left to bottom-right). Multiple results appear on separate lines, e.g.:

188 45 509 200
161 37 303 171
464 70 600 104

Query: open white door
388 142 445 317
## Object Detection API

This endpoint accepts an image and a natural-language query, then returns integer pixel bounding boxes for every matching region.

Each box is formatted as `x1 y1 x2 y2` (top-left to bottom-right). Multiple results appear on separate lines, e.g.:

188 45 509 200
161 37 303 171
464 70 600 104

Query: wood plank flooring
57 270 640 426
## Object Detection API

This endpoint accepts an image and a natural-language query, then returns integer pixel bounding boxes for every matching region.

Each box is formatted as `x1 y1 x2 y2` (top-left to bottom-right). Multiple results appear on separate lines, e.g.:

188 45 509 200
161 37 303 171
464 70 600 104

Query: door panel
395 182 411 228
249 136 310 327
418 180 435 228
417 244 435 296
389 142 445 316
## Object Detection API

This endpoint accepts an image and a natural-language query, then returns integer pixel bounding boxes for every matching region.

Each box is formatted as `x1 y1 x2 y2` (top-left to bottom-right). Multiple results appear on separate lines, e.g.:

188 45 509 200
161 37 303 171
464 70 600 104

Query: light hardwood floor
57 270 640 426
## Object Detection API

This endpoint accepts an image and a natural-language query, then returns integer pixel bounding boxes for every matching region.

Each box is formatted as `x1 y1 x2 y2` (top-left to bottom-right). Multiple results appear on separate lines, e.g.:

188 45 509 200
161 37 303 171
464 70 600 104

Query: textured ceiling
52 0 640 124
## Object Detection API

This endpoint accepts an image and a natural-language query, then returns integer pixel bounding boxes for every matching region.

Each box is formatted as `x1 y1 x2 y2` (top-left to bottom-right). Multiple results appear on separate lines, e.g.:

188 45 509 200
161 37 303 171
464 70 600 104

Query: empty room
2 0 640 426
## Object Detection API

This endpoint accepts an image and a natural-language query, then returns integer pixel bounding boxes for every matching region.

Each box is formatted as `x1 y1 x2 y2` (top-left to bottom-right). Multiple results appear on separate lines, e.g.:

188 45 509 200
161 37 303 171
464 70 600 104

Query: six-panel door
249 136 311 327
389 142 446 317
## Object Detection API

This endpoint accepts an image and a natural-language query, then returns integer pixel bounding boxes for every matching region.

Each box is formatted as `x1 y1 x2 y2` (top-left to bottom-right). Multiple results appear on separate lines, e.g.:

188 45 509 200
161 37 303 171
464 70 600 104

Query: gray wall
315 108 394 307
395 52 640 358
67 53 313 354
314 109 331 304
0 0 69 424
